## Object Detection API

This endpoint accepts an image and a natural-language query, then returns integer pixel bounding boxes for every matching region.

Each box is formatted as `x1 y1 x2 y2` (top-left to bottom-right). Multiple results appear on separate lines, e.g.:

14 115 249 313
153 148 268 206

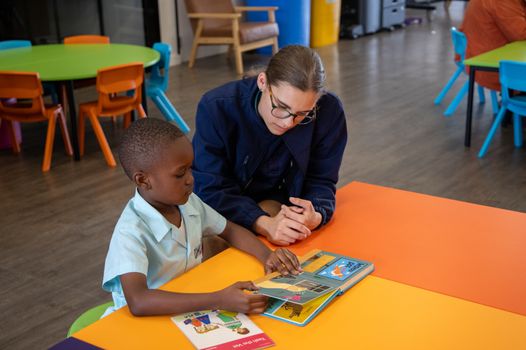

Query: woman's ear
256 72 267 91
133 171 151 190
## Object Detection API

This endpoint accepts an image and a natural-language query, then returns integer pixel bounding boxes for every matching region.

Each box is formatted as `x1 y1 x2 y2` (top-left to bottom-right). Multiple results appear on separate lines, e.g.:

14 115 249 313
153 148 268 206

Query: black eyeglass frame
268 85 317 125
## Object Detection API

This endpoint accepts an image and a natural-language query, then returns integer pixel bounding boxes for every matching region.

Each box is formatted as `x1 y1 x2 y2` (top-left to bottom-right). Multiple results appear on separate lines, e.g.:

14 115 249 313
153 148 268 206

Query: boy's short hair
119 118 185 179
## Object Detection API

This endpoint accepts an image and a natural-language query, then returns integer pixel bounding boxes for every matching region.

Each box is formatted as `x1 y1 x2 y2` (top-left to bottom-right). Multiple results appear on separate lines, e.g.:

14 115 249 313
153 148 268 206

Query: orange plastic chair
62 35 111 115
0 71 73 172
63 35 110 44
78 62 146 167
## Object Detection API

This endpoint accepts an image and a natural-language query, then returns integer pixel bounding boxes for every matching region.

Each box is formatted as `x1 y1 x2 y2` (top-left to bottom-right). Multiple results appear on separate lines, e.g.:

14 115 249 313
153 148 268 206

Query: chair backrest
0 71 45 116
184 0 235 33
64 35 110 44
499 60 526 101
96 62 144 115
150 42 171 92
0 40 31 50
451 27 467 67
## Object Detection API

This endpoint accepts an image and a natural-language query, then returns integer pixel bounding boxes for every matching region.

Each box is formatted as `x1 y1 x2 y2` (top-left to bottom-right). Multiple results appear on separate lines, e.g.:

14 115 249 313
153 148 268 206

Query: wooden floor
1 3 524 348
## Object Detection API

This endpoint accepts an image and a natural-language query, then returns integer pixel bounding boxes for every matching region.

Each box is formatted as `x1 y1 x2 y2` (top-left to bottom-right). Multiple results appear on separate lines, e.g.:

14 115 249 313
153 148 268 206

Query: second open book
254 249 374 326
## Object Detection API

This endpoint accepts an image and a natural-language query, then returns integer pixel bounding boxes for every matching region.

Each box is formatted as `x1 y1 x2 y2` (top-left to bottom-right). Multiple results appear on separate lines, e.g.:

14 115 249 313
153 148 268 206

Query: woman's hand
282 197 323 231
254 211 311 246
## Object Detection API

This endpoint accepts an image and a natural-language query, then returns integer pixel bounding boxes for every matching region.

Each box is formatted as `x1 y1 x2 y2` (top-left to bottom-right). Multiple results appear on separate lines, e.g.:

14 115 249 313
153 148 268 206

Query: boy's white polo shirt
102 190 227 315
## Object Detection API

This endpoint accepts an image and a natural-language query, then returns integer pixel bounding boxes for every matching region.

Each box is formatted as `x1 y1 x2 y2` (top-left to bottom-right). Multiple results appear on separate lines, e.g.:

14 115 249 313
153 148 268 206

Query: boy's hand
264 248 302 275
216 281 268 314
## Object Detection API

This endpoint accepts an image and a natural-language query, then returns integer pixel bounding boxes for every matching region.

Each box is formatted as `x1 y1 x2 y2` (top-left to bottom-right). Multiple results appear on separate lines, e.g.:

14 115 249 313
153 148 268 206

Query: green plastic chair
67 301 113 337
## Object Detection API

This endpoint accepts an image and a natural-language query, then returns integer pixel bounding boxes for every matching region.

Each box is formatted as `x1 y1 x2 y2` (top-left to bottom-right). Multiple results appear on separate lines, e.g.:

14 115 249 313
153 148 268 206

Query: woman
192 45 347 246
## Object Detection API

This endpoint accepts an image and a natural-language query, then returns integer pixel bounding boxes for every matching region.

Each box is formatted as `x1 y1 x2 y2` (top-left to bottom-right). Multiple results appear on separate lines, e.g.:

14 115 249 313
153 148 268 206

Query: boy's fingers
281 249 302 271
248 294 268 303
249 305 267 314
237 281 259 291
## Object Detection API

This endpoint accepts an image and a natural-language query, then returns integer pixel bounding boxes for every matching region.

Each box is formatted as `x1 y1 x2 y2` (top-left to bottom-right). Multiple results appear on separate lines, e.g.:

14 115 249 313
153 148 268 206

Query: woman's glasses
268 86 316 125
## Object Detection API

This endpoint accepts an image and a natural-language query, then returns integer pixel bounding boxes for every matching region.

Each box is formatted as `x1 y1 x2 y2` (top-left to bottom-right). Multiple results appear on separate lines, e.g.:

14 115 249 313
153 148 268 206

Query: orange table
286 181 526 316
74 182 526 349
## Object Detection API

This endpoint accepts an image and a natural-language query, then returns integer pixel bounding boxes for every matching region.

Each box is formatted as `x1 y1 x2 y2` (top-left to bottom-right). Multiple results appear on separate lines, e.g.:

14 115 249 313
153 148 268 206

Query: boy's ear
133 171 151 190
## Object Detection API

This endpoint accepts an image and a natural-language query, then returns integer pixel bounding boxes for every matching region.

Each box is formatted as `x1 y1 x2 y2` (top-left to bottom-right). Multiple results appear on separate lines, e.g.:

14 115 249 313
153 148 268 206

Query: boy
102 118 301 317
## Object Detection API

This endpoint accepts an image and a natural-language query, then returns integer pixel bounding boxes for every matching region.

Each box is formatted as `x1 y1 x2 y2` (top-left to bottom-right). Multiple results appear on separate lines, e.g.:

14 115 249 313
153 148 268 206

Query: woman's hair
265 45 325 93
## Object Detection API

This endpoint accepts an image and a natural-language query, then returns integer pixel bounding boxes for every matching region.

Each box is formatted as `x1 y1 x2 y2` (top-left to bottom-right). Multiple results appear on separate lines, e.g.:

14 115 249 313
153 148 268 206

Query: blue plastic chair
146 42 190 134
434 28 499 117
478 61 526 157
0 40 32 50
0 40 59 104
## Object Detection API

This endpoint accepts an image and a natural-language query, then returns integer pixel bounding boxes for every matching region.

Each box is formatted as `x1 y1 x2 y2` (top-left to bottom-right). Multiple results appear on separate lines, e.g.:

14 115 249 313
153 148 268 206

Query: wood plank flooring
1 3 524 348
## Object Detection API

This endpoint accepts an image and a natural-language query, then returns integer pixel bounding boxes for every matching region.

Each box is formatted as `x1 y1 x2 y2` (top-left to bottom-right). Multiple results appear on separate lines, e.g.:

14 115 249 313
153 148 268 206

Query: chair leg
88 113 116 167
152 93 190 134
123 112 132 129
434 67 462 105
490 91 499 115
188 40 198 68
233 44 243 75
57 109 73 156
60 84 68 116
478 105 507 158
444 80 469 116
78 109 86 156
189 21 203 69
477 85 485 104
272 37 278 54
513 113 523 148
137 105 147 119
7 120 21 154
42 115 58 172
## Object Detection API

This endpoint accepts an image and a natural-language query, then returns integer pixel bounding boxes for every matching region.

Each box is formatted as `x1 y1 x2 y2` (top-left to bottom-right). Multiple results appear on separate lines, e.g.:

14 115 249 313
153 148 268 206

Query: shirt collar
131 190 200 244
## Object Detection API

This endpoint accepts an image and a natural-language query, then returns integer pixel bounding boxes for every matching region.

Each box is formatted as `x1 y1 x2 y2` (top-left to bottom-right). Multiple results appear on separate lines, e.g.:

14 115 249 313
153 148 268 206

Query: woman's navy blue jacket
192 77 347 230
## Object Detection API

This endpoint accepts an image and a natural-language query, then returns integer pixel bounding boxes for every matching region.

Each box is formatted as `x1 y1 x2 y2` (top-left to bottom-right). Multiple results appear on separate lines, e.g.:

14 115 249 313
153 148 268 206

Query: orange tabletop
280 182 526 316
74 249 526 350
73 182 526 349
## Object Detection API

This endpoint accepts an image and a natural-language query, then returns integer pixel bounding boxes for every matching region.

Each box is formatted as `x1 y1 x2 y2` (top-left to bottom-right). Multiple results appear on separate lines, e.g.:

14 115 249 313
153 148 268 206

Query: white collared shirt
102 190 226 315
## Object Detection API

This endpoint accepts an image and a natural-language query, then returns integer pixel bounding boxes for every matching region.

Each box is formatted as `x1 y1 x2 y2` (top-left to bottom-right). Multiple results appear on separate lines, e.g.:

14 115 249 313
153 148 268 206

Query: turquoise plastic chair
0 40 59 104
478 61 526 157
0 40 32 50
434 28 499 117
67 301 113 337
146 42 190 134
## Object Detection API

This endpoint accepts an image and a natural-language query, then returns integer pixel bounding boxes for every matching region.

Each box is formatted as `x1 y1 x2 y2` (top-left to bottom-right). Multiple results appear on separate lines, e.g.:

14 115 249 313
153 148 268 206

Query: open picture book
254 249 374 326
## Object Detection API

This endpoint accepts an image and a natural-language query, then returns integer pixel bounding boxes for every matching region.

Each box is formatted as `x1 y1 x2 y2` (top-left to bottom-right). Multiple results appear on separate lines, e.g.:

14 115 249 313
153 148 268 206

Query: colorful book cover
255 249 374 326
263 289 339 326
172 310 274 350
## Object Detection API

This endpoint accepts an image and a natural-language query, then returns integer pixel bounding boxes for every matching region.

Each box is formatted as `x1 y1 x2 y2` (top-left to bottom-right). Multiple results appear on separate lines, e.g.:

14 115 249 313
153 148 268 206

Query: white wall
158 0 243 66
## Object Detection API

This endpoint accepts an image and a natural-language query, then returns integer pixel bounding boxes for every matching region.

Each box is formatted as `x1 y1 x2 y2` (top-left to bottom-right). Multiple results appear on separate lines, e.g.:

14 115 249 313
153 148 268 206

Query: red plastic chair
78 62 146 167
0 71 73 172
63 35 110 44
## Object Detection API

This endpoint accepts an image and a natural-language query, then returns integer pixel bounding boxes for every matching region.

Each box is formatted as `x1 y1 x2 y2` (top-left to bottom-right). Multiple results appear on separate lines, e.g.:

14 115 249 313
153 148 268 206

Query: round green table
0 43 160 160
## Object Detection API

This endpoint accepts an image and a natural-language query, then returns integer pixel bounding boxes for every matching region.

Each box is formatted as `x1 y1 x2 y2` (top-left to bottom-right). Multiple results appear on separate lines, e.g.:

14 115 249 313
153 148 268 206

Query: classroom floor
1 2 524 349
